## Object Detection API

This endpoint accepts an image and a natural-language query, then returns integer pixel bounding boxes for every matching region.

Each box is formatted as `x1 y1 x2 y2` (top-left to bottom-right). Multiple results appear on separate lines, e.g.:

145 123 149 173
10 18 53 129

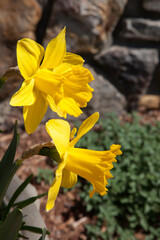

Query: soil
1 109 160 240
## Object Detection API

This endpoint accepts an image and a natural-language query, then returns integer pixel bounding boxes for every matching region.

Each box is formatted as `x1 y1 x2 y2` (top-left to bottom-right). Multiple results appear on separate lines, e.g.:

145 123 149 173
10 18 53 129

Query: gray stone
44 0 128 53
143 0 160 12
0 71 23 132
0 97 23 132
5 175 48 240
122 0 142 17
0 67 22 102
95 46 159 109
84 64 127 116
120 18 160 42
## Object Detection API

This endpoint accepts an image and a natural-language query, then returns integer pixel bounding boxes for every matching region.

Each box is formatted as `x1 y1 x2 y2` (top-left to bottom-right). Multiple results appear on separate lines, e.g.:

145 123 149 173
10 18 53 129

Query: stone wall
1 0 160 125
112 0 160 109
41 0 160 111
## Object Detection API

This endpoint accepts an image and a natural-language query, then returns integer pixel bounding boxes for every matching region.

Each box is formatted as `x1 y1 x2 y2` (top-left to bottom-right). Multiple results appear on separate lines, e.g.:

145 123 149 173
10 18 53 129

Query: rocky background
1 0 160 130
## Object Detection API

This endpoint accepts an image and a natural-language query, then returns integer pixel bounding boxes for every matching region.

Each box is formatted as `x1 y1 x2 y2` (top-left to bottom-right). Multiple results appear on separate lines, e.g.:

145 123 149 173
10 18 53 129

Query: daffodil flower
45 112 122 211
10 28 94 134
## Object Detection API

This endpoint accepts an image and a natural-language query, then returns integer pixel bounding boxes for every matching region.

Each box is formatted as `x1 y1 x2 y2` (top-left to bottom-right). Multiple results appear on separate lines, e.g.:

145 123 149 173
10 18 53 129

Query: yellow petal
65 148 116 196
10 78 35 106
61 168 77 188
110 144 122 156
46 95 65 117
45 119 70 157
46 175 62 211
63 66 94 108
41 28 66 69
23 90 48 134
63 52 84 66
57 98 83 117
17 38 44 79
54 63 72 74
44 36 84 74
70 112 99 147
54 52 84 74
70 127 77 139
46 161 66 211
34 69 64 103
89 189 96 198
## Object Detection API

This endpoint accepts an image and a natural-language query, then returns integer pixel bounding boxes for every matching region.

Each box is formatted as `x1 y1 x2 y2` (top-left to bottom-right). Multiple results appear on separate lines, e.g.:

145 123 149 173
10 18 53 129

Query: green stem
16 141 61 164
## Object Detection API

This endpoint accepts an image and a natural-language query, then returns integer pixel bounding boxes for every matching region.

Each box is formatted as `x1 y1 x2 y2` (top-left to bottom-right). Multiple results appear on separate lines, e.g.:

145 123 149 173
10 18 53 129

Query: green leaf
38 228 47 240
21 225 50 235
39 147 61 163
0 208 22 240
2 174 33 220
0 77 6 90
0 121 20 207
0 162 20 208
0 66 21 91
13 192 47 209
17 233 29 239
0 121 18 182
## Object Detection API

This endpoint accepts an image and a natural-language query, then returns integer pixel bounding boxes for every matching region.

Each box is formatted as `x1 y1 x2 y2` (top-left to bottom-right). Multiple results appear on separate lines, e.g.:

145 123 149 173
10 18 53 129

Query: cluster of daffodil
10 28 122 211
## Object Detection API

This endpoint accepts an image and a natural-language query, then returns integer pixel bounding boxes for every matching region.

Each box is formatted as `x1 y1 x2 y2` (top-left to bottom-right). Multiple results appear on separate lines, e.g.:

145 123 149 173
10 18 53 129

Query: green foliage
38 228 48 240
36 168 54 185
0 66 21 91
0 122 19 207
76 112 160 240
2 174 33 220
0 77 6 90
0 208 22 240
0 122 49 239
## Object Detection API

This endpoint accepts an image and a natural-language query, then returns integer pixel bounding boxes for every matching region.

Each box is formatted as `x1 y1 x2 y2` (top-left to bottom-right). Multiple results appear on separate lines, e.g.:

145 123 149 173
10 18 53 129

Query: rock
0 97 24 132
0 0 42 132
143 0 160 13
95 46 159 109
0 0 41 75
84 64 127 116
122 0 142 17
44 0 128 53
0 0 41 41
0 67 22 102
138 94 160 111
120 18 160 42
5 175 48 240
0 67 24 132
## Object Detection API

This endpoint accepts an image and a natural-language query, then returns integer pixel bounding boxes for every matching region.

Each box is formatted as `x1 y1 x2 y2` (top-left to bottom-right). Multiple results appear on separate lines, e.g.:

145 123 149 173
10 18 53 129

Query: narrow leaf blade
0 162 20 207
2 174 33 219
0 121 18 182
21 225 50 235
38 228 47 240
13 192 47 209
0 208 22 240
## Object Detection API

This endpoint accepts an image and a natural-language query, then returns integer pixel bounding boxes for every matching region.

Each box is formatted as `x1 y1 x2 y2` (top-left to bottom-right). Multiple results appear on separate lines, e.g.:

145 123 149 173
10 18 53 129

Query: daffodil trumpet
10 28 94 134
45 112 122 211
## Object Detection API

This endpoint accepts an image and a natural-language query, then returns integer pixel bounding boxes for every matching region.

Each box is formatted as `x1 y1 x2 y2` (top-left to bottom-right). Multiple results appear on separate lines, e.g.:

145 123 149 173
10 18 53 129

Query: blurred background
0 0 160 239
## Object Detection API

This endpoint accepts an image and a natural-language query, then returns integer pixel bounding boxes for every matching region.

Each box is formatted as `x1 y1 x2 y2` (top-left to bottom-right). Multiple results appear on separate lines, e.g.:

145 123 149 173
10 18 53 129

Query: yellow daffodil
10 28 94 134
45 112 122 211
